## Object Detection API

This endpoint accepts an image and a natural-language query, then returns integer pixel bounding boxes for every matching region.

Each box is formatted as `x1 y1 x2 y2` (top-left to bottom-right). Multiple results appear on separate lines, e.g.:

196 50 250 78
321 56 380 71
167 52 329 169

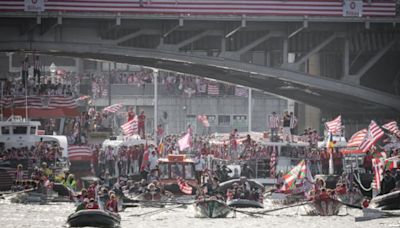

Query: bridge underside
0 14 400 114
42 50 397 114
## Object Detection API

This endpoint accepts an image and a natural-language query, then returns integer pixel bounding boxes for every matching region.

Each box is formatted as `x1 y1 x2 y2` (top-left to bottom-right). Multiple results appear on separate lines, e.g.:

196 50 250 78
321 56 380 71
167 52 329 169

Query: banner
343 0 362 17
25 0 45 12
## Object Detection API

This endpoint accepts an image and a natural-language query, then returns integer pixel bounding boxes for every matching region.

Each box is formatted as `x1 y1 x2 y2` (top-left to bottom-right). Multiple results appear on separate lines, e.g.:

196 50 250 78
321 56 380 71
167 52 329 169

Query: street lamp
49 62 56 84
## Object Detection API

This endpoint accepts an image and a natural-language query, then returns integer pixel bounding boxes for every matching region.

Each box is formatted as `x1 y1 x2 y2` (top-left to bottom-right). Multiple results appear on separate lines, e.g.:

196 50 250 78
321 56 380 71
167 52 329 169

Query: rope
353 173 372 192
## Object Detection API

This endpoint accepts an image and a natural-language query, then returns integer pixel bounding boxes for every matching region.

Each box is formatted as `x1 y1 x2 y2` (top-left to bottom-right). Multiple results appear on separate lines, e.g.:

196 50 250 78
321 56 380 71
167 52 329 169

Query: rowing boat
195 198 231 218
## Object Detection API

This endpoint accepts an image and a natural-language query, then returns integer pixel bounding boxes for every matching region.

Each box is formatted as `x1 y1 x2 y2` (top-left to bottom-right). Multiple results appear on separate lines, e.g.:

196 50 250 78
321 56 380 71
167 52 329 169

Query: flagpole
153 69 158 142
25 73 28 121
1 81 3 121
248 87 252 133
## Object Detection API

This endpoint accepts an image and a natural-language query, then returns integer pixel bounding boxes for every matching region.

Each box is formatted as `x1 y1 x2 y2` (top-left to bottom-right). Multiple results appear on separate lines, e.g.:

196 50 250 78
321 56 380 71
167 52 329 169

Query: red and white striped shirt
268 114 280 129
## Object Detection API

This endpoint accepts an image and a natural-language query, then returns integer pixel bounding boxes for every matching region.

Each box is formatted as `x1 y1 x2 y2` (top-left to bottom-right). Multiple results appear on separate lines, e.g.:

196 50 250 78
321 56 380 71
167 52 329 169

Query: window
13 126 27 134
159 163 170 180
171 164 183 179
184 164 195 180
218 115 230 126
206 115 216 125
1 127 10 135
233 115 247 127
30 127 36 135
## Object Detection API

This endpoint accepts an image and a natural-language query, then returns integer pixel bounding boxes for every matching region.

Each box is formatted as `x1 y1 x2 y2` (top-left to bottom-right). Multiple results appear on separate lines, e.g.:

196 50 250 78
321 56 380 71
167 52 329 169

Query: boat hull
67 210 121 228
370 190 400 210
307 198 342 216
195 199 231 218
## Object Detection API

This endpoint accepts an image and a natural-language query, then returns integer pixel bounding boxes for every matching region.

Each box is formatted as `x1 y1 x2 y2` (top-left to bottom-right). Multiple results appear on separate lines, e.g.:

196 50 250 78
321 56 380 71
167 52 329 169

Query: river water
0 198 399 228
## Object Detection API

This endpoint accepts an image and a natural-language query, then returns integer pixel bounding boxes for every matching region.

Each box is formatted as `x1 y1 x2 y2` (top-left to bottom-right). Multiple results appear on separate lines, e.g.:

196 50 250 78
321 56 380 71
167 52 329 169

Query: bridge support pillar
297 52 322 132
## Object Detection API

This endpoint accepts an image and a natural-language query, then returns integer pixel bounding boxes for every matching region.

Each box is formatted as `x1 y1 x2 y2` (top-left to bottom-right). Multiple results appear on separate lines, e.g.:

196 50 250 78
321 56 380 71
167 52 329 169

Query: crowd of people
0 143 62 164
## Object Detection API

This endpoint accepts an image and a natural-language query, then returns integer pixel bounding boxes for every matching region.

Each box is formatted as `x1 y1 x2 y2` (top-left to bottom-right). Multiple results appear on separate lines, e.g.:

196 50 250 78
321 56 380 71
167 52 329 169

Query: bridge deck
0 0 396 18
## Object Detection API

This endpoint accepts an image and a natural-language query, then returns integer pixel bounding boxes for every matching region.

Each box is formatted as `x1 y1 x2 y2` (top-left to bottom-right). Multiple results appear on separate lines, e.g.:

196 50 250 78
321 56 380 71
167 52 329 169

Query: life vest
86 202 99 210
106 199 118 212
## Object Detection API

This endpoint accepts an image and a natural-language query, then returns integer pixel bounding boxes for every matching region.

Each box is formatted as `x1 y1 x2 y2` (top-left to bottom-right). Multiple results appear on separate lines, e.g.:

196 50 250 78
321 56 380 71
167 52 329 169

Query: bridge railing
1 0 396 17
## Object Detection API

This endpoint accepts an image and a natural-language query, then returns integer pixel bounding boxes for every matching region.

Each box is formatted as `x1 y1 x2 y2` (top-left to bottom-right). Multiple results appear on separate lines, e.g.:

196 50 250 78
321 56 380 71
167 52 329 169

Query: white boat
0 115 68 157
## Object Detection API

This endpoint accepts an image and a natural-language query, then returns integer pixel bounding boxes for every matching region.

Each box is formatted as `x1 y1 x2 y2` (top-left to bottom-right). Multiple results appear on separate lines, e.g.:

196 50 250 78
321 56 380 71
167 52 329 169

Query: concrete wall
93 93 288 135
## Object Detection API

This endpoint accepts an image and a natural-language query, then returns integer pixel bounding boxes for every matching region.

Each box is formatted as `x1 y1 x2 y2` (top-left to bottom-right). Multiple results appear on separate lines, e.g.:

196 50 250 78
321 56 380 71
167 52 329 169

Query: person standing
229 129 239 159
106 146 115 176
289 112 298 142
21 56 29 87
138 110 146 139
268 112 280 142
127 107 135 122
156 124 164 145
194 154 206 184
282 111 292 143
33 55 41 85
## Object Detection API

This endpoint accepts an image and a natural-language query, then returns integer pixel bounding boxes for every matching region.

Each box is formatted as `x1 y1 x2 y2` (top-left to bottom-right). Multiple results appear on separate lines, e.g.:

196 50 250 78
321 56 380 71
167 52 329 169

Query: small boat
226 198 263 208
369 190 400 210
307 198 342 216
67 209 121 228
195 198 231 218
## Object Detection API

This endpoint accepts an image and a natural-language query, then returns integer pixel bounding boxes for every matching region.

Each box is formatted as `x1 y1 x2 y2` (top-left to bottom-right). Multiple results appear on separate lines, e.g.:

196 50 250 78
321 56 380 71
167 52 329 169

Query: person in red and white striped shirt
268 112 280 142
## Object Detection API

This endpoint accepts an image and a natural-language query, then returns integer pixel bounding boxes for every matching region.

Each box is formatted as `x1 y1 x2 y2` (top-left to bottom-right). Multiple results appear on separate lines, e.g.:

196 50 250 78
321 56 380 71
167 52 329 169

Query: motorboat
67 209 121 228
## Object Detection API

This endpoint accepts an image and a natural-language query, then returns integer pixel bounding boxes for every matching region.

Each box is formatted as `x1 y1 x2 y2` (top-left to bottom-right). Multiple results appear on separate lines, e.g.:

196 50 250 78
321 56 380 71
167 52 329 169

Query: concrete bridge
0 0 400 115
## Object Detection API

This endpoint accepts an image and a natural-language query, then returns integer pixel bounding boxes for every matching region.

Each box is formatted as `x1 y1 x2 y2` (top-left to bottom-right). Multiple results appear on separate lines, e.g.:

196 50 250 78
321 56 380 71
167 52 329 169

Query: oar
129 204 185 217
336 199 362 209
233 201 310 216
1 188 36 197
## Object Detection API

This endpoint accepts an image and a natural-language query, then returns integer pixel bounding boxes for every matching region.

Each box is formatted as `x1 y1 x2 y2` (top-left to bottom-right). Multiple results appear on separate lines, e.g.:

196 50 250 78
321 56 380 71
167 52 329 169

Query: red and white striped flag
234 86 248 97
382 121 400 136
177 177 193 195
68 145 92 161
103 103 123 113
359 121 384 153
372 157 384 192
207 83 219 95
347 129 367 148
325 115 342 134
121 116 138 136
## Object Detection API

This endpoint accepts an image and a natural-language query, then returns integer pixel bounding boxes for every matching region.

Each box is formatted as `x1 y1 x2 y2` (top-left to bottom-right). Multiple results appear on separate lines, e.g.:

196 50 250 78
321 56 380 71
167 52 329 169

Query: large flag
234 86 248 97
280 160 306 191
121 116 138 136
68 145 92 161
103 103 123 113
207 83 219 95
359 120 385 153
0 96 79 118
347 129 368 148
325 115 342 134
382 121 400 136
178 133 191 151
